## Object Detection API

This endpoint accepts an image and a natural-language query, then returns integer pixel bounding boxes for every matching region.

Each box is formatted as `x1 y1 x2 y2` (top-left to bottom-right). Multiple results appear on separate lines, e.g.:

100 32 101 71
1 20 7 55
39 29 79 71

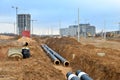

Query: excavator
87 32 92 37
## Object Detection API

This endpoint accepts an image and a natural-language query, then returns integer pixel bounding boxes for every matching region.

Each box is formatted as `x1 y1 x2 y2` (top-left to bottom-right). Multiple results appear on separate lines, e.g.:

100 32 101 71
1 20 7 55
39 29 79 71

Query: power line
0 22 15 34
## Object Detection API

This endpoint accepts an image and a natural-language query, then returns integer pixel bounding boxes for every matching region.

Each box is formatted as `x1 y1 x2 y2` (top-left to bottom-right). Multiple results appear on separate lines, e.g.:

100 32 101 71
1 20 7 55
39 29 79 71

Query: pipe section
66 72 79 80
44 44 70 67
41 44 60 65
75 70 93 80
8 48 23 59
22 47 30 58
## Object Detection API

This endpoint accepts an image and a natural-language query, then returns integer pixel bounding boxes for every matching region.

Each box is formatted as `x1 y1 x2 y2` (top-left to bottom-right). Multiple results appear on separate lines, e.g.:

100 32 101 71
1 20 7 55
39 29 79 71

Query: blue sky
0 0 120 34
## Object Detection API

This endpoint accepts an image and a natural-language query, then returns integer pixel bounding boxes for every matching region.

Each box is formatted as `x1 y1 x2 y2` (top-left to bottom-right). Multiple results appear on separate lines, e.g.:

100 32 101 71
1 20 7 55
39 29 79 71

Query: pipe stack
41 44 60 65
66 70 93 80
75 70 93 80
66 72 79 80
41 44 69 66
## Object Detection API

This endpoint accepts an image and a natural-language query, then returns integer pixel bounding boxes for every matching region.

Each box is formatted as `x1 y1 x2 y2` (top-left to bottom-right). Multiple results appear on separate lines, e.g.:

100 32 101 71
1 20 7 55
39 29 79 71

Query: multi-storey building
17 14 31 35
60 23 96 37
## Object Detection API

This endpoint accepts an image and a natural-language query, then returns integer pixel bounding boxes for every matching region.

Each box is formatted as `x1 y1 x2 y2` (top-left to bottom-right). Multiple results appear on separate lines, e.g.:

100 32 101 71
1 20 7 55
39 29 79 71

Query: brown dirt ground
0 37 66 80
107 38 120 42
0 36 120 80
0 35 14 40
79 38 120 50
46 37 120 80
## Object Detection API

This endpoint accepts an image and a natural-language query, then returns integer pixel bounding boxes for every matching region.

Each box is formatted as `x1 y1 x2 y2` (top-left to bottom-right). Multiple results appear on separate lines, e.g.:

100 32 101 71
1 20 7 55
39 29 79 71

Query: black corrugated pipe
41 44 60 65
22 47 30 59
75 70 93 80
44 44 70 67
66 72 79 80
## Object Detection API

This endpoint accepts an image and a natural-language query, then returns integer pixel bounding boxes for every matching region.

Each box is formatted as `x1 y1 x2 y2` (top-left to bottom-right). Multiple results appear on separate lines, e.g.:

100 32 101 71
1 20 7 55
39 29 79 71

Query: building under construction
17 14 31 35
60 23 96 37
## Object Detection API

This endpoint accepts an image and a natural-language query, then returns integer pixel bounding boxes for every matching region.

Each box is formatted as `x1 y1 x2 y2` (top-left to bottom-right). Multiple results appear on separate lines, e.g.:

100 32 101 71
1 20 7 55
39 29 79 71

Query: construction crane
0 22 15 34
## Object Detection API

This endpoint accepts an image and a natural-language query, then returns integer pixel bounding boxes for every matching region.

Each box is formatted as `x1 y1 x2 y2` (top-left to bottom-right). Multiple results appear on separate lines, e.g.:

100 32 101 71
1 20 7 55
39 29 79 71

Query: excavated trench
46 37 120 80
0 36 120 80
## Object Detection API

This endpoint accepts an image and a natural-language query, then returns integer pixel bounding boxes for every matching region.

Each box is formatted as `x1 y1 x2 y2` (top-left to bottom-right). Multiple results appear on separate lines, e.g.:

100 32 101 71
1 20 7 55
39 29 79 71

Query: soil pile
17 37 36 43
46 37 120 80
0 39 65 80
17 37 38 46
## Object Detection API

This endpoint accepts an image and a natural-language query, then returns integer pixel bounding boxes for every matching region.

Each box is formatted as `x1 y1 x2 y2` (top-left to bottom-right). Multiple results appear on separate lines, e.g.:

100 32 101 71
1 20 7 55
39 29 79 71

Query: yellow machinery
87 32 92 37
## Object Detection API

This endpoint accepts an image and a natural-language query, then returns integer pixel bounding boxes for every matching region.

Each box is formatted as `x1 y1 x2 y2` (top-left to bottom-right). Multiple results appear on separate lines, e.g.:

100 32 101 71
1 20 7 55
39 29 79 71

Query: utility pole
14 22 15 34
78 8 80 42
104 20 106 40
119 22 120 34
48 27 50 36
12 6 18 35
51 26 53 37
59 20 61 35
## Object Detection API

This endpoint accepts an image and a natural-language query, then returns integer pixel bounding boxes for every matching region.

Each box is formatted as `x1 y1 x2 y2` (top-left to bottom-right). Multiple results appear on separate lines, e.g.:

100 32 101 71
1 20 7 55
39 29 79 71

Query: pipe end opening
54 60 60 65
64 61 70 67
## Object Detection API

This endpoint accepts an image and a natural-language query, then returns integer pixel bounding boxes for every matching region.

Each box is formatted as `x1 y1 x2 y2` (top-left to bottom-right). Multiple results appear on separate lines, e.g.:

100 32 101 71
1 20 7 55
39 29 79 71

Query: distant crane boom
0 22 15 34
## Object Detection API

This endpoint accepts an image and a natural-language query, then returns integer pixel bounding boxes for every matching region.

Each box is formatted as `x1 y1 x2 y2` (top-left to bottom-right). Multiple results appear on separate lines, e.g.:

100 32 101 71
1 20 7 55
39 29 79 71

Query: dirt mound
0 38 66 80
47 37 81 45
17 37 38 46
46 37 120 80
17 37 36 43
0 35 14 39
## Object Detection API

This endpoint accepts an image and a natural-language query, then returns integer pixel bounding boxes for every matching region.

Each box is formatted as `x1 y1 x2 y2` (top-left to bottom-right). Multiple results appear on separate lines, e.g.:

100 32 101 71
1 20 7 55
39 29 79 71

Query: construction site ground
0 35 120 80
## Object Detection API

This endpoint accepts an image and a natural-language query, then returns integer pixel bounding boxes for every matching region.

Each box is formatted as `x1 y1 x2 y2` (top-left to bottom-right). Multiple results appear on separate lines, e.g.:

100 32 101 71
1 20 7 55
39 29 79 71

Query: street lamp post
14 22 15 34
59 20 61 35
12 6 18 35
78 8 80 42
119 22 120 34
104 20 106 40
